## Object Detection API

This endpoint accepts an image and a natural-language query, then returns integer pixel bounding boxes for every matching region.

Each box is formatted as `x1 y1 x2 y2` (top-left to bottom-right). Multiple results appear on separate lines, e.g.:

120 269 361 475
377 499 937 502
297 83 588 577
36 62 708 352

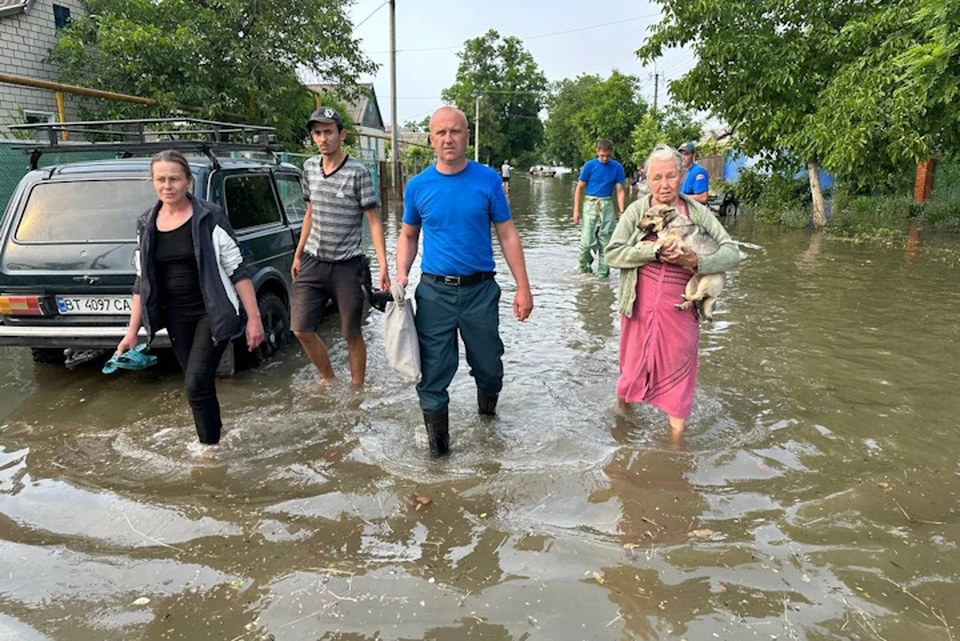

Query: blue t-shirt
403 161 512 276
681 161 709 195
578 158 626 198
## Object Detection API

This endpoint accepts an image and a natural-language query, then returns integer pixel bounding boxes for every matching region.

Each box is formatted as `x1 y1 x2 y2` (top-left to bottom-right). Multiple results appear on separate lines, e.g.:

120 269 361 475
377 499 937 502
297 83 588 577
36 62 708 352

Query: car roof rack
10 117 285 170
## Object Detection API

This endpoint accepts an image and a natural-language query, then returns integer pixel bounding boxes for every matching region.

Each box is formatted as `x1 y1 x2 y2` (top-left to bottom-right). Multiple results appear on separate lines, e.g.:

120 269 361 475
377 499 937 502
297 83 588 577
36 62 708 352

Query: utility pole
652 66 659 114
474 94 480 162
389 0 400 198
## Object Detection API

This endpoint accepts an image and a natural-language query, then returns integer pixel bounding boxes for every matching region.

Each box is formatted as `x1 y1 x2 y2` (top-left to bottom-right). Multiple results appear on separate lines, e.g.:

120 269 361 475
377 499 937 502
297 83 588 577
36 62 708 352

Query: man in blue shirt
396 106 534 456
678 141 709 205
573 139 626 278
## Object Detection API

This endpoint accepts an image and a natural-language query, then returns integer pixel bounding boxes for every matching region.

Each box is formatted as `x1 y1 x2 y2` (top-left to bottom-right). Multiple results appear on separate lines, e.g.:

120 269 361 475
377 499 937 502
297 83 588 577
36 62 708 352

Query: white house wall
0 0 86 137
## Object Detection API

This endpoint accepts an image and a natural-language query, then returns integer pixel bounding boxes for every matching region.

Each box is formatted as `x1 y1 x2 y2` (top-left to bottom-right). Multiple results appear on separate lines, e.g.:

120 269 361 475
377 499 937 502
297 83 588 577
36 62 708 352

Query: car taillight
0 295 44 316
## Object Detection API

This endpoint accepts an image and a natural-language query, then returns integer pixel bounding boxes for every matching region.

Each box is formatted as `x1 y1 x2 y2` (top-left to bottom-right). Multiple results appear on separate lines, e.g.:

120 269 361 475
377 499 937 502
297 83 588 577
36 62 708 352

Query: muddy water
1 175 959 641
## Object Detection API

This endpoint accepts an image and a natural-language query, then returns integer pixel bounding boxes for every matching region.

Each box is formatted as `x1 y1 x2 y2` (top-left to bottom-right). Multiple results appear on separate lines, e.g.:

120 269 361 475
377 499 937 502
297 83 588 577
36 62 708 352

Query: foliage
732 167 810 227
401 145 434 176
733 167 768 207
831 182 960 239
542 74 601 168
630 104 703 165
441 30 547 167
658 105 702 151
49 0 375 149
637 0 960 202
636 0 886 227
572 71 647 166
754 174 812 227
403 116 431 133
629 114 662 167
542 71 648 168
808 0 960 189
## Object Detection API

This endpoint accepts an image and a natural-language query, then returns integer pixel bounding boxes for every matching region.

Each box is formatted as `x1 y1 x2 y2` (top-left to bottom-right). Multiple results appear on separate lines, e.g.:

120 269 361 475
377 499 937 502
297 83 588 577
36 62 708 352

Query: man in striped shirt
291 107 390 386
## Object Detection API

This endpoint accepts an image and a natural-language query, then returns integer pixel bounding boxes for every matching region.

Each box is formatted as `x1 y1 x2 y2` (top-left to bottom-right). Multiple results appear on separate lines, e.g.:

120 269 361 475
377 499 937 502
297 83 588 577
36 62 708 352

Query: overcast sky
340 0 697 126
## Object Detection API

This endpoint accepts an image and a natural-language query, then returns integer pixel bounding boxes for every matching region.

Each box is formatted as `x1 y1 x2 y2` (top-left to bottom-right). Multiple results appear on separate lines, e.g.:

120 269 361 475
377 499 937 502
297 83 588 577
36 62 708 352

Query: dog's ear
662 208 678 225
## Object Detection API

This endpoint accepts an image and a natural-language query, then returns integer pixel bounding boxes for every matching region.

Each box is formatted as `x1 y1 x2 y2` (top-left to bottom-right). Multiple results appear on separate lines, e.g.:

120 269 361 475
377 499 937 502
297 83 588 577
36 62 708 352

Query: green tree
637 0 880 227
543 74 601 168
49 0 375 148
402 116 432 133
630 104 703 165
807 0 960 187
571 70 648 166
441 29 547 166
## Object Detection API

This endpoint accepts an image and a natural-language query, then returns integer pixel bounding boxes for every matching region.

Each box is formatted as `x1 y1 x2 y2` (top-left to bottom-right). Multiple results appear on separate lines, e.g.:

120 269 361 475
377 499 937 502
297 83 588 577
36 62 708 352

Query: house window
23 110 55 125
53 4 71 29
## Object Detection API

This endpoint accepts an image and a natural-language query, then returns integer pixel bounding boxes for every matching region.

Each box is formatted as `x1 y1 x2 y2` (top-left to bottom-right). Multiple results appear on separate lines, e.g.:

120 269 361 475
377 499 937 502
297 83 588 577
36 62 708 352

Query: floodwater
1 175 959 641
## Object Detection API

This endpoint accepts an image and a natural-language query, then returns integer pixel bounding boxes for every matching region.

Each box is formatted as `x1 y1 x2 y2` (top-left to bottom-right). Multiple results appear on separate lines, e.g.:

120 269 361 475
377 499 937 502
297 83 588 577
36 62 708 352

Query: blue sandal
102 344 158 374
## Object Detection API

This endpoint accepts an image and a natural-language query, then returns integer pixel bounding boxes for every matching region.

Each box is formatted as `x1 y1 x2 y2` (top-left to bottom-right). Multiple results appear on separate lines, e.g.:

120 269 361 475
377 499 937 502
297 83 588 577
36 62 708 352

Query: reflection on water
1 175 959 640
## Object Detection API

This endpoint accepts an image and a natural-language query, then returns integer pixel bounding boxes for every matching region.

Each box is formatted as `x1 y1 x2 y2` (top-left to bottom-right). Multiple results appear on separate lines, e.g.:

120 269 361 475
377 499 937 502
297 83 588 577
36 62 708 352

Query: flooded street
1 174 959 641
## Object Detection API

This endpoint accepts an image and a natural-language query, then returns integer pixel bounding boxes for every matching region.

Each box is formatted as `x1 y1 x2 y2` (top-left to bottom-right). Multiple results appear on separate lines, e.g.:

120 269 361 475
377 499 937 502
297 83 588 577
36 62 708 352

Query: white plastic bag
384 283 421 382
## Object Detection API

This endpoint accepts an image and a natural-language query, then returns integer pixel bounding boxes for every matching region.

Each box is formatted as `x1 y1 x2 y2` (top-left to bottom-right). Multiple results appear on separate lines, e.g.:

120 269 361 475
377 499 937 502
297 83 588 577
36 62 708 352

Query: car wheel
30 347 66 365
238 292 290 369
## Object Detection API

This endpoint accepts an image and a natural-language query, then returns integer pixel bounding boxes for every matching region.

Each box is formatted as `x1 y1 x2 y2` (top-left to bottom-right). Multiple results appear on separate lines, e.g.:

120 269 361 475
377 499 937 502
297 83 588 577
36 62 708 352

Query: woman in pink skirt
605 144 740 441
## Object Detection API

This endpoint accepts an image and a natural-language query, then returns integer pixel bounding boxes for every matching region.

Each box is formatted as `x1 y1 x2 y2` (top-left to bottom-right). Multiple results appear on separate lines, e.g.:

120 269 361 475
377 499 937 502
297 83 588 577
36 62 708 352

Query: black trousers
166 312 230 445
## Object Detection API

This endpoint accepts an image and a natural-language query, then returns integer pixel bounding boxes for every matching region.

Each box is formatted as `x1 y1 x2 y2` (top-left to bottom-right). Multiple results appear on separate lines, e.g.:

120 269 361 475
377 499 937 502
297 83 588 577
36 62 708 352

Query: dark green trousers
414 278 504 412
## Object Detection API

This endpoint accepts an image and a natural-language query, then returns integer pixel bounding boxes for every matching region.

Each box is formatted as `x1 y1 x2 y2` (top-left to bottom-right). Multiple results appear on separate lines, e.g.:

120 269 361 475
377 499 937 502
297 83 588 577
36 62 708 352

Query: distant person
678 141 709 205
501 160 511 193
605 144 740 444
395 106 534 456
117 150 265 451
573 139 626 278
630 163 648 195
291 107 390 386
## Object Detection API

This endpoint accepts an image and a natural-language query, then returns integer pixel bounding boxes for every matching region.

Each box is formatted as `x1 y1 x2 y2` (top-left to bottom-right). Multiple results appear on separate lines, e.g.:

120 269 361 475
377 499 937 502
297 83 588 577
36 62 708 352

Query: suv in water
0 119 312 371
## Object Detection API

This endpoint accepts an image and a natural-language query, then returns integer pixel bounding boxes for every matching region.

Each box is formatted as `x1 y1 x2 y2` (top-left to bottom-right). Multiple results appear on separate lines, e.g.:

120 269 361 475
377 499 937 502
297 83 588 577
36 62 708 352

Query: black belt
422 272 495 286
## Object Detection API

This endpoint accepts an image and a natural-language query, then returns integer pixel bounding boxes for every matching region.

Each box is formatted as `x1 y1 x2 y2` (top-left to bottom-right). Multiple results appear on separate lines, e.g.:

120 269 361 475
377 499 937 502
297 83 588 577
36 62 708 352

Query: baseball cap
678 142 696 154
307 107 344 131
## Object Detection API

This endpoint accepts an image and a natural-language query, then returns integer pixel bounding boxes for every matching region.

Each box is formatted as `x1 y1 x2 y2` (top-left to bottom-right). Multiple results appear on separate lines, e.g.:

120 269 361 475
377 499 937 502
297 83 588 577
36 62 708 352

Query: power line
354 0 389 30
368 13 660 54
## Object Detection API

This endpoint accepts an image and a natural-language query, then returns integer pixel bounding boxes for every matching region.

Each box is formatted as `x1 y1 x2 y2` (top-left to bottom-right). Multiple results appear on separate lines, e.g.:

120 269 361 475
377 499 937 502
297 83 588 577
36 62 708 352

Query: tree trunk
807 159 827 229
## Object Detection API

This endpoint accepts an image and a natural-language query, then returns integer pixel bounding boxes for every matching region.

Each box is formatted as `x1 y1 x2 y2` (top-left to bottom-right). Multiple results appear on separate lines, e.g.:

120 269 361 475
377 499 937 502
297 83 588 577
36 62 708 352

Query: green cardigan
604 195 741 318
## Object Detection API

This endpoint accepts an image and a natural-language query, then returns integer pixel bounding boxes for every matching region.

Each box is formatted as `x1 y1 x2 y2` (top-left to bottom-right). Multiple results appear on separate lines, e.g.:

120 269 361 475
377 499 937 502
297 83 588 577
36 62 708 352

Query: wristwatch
653 245 662 262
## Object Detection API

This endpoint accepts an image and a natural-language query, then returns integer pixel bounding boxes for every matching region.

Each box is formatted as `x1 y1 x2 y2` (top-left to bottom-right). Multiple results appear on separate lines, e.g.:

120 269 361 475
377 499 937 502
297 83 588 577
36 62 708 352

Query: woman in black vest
117 150 264 450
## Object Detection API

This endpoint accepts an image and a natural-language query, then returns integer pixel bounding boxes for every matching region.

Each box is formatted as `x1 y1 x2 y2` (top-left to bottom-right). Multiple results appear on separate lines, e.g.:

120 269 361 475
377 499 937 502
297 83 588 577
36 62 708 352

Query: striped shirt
301 155 378 262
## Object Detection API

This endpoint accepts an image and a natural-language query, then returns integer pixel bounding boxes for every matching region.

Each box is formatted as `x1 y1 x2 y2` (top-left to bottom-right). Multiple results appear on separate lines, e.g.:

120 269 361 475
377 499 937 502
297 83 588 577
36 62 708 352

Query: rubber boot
423 408 450 455
477 389 498 416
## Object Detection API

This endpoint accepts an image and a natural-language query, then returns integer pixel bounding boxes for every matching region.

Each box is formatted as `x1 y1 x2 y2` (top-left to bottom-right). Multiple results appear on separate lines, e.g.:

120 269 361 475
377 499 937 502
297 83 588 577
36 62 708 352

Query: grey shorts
291 254 365 338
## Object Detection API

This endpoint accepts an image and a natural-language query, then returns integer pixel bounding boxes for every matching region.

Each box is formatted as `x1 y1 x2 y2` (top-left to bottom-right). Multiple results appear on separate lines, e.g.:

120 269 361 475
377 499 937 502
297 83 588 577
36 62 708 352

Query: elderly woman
605 144 740 440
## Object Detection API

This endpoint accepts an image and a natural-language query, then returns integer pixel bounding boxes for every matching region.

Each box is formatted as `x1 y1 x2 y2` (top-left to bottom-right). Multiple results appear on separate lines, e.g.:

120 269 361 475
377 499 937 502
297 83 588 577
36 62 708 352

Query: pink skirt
616 259 699 418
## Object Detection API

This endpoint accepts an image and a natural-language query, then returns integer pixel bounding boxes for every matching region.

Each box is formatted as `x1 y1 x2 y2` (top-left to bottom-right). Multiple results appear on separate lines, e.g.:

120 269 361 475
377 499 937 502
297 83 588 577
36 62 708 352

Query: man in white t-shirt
500 160 511 193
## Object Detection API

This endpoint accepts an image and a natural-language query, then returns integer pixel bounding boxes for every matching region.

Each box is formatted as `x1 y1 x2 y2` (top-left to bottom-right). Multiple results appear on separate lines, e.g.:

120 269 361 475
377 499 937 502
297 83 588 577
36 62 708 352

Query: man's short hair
596 139 614 153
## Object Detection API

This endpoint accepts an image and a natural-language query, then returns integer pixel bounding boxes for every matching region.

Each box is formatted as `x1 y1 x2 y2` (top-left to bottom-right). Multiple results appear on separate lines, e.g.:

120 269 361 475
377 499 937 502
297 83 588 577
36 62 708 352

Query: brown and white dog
637 204 726 321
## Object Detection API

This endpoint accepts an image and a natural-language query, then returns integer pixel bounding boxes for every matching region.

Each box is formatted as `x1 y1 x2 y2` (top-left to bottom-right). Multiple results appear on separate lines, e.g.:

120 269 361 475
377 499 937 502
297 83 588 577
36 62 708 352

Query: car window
223 173 282 229
275 173 307 222
16 179 155 242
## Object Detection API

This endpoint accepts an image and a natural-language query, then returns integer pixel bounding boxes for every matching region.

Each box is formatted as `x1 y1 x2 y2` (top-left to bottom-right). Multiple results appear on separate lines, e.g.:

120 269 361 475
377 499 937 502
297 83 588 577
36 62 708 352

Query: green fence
0 141 117 214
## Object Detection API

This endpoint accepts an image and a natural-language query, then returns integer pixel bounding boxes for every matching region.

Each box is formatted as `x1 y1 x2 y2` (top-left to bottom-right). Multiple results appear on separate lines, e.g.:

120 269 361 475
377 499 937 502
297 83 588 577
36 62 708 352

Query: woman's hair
644 143 682 176
150 150 193 180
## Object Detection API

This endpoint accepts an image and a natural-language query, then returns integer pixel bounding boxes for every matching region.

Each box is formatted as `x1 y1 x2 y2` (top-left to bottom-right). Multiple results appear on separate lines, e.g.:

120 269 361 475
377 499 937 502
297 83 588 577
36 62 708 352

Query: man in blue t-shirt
678 141 709 205
396 106 534 456
573 139 626 278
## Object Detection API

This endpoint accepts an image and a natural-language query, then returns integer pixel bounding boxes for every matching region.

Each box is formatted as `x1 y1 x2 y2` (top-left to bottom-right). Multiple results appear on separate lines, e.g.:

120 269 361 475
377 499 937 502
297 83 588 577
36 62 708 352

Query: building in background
305 82 387 163
0 0 86 137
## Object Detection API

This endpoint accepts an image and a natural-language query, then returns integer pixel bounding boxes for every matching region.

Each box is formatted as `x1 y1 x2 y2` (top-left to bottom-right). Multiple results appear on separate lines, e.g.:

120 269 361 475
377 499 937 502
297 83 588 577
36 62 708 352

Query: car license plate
56 295 132 315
